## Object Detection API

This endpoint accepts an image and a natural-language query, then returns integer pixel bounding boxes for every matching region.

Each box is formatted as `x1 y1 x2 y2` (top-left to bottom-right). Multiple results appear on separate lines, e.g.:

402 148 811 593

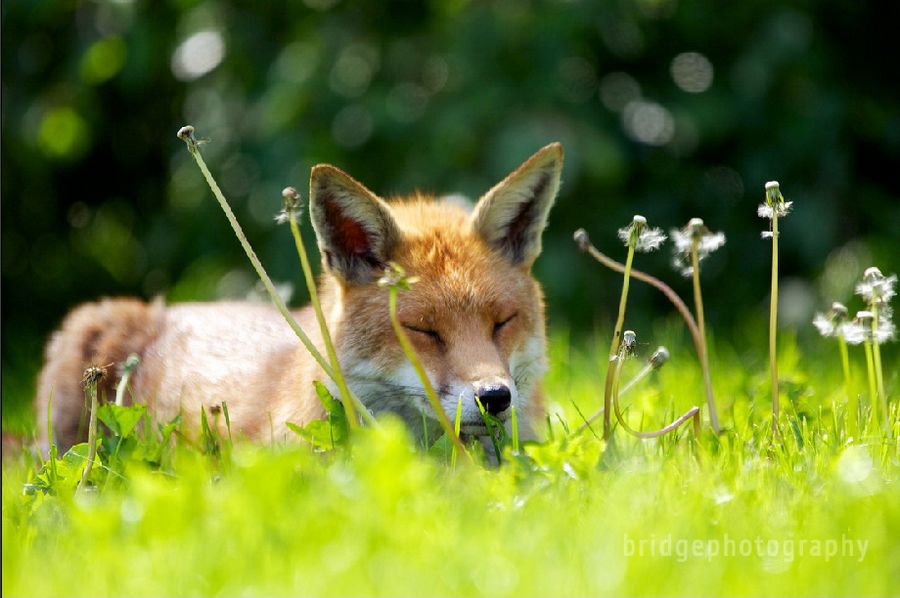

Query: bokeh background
3 0 898 430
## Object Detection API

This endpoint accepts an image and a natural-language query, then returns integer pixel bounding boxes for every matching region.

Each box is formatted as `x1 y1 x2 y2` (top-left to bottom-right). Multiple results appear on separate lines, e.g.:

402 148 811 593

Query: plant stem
837 336 855 434
46 391 58 487
870 305 889 434
78 380 99 492
602 243 635 439
388 287 468 458
114 354 140 407
510 404 519 454
451 396 463 469
574 231 719 433
863 339 877 431
288 215 360 428
691 237 720 434
769 213 780 434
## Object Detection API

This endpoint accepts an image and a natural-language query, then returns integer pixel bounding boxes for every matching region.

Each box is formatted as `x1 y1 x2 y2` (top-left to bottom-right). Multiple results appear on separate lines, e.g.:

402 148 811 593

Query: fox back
36 143 564 452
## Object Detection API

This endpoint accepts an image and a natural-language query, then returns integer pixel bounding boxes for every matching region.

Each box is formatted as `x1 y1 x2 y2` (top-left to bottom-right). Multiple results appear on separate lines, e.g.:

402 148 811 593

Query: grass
3 326 898 597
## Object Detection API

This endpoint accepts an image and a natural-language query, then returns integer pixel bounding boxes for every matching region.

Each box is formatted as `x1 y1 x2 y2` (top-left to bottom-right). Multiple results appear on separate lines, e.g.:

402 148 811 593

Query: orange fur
36 144 564 452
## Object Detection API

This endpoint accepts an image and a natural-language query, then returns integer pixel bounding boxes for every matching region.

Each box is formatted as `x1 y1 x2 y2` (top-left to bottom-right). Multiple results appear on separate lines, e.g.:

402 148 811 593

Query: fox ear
309 165 400 284
470 143 563 268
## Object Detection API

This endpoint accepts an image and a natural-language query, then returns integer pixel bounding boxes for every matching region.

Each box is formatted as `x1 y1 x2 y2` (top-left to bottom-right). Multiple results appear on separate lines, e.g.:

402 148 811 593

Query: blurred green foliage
2 0 898 425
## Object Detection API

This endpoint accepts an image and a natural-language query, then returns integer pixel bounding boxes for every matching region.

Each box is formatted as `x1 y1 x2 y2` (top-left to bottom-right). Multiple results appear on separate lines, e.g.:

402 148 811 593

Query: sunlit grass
3 330 898 597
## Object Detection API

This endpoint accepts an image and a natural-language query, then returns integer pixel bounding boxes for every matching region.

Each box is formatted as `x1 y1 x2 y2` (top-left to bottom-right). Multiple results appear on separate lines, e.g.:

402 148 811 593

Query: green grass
3 328 898 597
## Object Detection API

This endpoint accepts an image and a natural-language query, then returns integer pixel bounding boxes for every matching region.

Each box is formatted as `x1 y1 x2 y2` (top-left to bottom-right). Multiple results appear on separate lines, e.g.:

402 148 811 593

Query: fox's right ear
309 165 400 284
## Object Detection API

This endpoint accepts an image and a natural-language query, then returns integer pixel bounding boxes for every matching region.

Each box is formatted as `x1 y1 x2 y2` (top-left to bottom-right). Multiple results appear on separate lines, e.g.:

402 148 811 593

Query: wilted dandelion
601 215 664 438
855 310 881 430
275 186 303 225
759 181 790 434
670 218 724 433
78 365 107 493
813 302 856 431
670 218 726 277
855 267 896 433
855 267 897 306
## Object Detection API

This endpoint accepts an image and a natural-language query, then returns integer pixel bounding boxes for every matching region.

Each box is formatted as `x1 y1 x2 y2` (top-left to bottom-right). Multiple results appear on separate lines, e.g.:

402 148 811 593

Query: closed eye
493 313 517 335
403 324 443 344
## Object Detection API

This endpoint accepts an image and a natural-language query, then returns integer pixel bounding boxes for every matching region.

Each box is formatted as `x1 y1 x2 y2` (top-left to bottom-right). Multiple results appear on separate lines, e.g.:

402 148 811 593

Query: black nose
475 384 511 415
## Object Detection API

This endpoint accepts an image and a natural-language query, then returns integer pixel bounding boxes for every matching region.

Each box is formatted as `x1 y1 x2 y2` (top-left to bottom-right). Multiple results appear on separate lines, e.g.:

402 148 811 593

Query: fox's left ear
470 142 563 268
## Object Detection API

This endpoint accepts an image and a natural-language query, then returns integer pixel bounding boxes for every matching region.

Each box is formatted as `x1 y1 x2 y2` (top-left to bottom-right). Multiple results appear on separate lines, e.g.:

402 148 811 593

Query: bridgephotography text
623 533 870 563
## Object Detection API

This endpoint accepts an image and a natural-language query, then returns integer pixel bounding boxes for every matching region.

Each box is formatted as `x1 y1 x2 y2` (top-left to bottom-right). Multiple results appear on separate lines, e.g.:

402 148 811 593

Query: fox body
36 143 564 452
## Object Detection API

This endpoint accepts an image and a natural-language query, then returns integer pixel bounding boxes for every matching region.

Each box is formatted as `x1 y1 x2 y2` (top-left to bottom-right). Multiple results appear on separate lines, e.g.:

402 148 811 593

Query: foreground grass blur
3 331 898 597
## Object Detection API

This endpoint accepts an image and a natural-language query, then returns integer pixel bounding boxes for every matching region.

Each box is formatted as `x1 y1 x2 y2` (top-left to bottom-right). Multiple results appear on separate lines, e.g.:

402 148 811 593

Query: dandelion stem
862 339 877 430
510 403 520 454
114 354 140 407
769 213 780 434
388 287 469 459
177 126 374 427
870 304 890 433
46 391 58 487
837 336 855 434
77 371 101 492
602 243 636 439
451 396 463 469
691 236 720 433
287 208 363 428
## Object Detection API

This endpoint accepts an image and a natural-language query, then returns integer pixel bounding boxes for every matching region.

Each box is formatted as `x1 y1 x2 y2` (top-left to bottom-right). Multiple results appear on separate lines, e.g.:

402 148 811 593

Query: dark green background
3 0 898 429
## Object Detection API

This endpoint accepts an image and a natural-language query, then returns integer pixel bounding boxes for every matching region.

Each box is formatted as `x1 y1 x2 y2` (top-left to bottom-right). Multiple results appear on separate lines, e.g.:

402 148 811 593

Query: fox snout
474 382 512 416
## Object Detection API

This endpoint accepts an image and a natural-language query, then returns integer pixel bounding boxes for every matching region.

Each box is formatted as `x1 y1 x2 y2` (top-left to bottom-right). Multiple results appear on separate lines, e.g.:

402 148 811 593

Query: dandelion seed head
635 227 667 252
765 181 780 191
863 267 883 280
842 321 867 345
757 204 774 219
831 302 848 318
619 216 665 252
276 186 303 225
761 230 774 239
670 229 690 252
874 318 896 344
813 313 835 337
855 269 896 306
622 330 637 351
573 228 591 251
672 255 693 277
699 232 726 253
670 220 724 274
177 125 196 141
649 346 670 368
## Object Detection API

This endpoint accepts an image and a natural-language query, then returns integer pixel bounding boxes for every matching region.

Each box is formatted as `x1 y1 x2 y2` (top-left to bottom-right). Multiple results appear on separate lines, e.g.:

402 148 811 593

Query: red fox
36 143 563 452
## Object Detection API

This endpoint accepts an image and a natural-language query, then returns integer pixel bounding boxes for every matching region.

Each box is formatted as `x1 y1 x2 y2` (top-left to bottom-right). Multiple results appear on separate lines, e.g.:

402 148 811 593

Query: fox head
308 143 563 440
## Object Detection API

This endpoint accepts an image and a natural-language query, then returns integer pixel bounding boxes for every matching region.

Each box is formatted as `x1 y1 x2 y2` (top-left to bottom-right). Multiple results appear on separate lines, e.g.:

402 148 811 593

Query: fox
35 142 564 454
